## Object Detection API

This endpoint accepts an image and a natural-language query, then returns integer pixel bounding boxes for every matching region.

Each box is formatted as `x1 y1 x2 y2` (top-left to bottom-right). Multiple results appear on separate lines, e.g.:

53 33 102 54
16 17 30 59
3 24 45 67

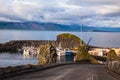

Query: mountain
0 22 80 31
0 22 120 32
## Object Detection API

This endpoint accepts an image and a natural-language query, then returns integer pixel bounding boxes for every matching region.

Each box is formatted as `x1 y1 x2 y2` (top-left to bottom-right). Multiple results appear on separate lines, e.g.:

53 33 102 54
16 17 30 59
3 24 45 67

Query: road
4 64 120 80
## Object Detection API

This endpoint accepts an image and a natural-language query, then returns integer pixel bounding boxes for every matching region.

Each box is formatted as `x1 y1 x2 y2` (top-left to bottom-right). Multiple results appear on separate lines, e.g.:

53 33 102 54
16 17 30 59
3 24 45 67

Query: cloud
84 17 120 27
0 0 120 27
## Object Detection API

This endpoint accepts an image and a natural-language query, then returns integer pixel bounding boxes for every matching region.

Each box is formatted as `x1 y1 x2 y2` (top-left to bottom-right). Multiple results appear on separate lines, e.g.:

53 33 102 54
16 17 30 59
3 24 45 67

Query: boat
56 43 65 56
22 46 39 56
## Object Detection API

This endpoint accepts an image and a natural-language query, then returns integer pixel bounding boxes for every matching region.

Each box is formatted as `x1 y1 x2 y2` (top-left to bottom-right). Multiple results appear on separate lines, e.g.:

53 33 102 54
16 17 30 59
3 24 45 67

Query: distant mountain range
0 22 120 32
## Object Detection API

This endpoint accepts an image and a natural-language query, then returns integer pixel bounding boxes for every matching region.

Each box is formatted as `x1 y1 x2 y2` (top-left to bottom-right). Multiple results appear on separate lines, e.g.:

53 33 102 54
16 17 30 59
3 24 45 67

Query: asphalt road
4 64 120 80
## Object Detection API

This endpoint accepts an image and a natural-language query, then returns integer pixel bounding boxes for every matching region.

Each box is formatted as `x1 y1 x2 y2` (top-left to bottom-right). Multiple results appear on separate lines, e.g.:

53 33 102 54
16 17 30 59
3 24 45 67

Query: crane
86 37 92 51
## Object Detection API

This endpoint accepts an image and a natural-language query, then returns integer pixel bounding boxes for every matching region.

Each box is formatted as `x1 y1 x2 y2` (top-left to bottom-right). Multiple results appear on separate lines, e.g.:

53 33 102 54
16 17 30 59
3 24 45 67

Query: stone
38 44 57 64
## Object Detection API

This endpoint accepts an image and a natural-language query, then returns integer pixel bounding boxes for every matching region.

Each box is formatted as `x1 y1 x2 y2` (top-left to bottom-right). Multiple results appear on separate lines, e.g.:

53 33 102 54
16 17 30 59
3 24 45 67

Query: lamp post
80 17 82 47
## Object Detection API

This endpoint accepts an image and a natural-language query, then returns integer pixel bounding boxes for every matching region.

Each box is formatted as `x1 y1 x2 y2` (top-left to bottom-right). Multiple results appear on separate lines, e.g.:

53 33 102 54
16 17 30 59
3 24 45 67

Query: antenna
87 37 92 51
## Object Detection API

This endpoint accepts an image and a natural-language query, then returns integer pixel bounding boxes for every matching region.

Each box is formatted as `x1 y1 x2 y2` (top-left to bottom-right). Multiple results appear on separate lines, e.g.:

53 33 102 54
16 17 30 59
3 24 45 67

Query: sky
0 0 120 27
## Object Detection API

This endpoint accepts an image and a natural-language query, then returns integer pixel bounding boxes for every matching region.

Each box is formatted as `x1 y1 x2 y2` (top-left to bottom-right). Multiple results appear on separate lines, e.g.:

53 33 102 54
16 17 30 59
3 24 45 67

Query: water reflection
23 53 37 59
57 55 66 63
23 53 74 63
0 53 37 67
57 55 74 63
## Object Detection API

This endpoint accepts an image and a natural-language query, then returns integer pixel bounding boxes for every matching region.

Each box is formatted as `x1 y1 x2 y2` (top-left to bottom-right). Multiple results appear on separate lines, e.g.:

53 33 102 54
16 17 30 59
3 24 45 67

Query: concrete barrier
106 61 120 75
114 62 120 73
117 63 120 74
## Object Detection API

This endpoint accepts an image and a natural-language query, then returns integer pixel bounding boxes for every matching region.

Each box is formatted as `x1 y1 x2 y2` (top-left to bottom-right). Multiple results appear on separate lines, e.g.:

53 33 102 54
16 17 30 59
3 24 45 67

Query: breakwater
0 33 87 53
0 34 83 53
0 40 56 52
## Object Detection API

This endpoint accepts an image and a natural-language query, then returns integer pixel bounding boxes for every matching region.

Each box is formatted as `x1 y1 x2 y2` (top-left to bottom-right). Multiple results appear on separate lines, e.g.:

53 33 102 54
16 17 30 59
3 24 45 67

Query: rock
49 44 57 63
38 44 50 64
38 44 57 64
56 33 86 49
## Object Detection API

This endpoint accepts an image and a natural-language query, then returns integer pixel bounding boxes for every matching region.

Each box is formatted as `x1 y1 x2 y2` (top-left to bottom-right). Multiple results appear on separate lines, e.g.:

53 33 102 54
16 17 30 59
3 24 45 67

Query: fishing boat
22 46 39 55
56 43 65 56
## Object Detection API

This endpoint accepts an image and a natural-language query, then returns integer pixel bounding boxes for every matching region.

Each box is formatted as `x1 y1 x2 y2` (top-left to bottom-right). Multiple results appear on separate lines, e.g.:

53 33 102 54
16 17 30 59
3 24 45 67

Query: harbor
0 31 120 80
0 40 120 67
0 0 120 79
